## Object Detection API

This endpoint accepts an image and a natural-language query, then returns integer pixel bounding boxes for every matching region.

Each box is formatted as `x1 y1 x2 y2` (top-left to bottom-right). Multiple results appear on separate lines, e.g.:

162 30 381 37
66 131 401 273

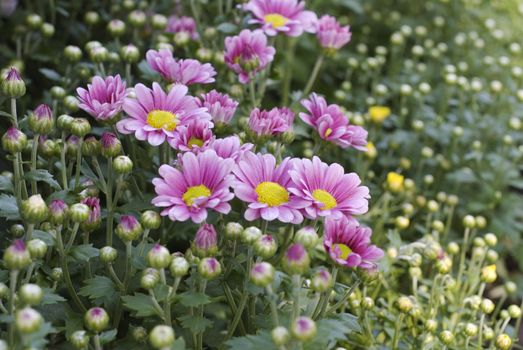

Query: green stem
291 275 302 323
197 279 208 350
303 54 325 97
106 158 114 246
477 313 485 350
93 334 102 350
392 313 404 349
60 132 68 190
249 79 257 108
113 241 133 327
74 137 84 188
266 285 280 326
326 279 361 316
26 223 34 241
8 270 19 347
226 249 253 339
12 154 22 208
282 38 297 105
65 222 80 251
456 228 470 290
11 98 18 127
30 134 39 193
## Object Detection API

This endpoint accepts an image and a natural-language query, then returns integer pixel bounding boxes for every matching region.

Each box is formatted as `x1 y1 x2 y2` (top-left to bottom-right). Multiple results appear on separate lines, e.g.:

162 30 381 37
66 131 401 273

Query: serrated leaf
70 244 99 261
24 169 61 190
0 175 14 193
303 313 361 350
39 68 62 81
33 230 55 246
79 276 117 302
225 331 277 350
178 315 213 333
41 288 66 305
173 337 186 350
0 194 19 220
99 329 118 344
122 293 162 317
178 291 211 307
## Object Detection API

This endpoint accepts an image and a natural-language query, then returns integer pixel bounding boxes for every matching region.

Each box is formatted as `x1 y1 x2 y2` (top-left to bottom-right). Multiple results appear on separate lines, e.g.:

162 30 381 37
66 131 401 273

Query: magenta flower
116 83 211 146
152 150 235 223
316 15 351 50
196 90 239 124
300 93 367 150
166 15 199 40
288 156 370 220
146 49 216 85
169 119 214 153
224 29 276 84
244 0 317 37
209 136 254 162
80 197 101 231
232 152 306 224
248 107 294 136
324 216 383 269
76 75 127 121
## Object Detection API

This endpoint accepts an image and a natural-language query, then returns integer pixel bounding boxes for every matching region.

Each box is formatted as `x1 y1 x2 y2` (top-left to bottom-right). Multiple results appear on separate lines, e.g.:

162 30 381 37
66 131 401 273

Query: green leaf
178 315 213 333
24 169 61 190
20 322 56 348
33 230 55 246
0 175 14 193
216 22 238 33
79 276 117 302
0 194 19 220
172 337 187 350
122 293 162 317
99 329 118 344
41 288 66 305
70 244 99 261
0 314 14 323
39 68 62 81
303 313 361 350
225 331 277 350
178 291 211 307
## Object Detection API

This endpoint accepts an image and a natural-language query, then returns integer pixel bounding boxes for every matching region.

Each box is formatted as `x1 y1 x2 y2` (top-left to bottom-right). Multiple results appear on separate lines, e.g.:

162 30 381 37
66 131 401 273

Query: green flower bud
41 23 55 37
149 325 175 349
484 233 497 247
225 222 243 240
2 127 28 153
132 326 147 343
508 305 521 318
481 298 495 314
100 246 118 264
100 132 122 158
481 265 497 283
20 195 48 224
10 224 25 238
475 216 487 229
84 307 109 333
294 226 318 249
0 283 8 299
128 10 146 27
57 114 74 130
19 283 43 305
141 268 160 290
113 155 133 174
120 44 140 63
147 244 171 269
82 136 100 157
27 239 47 259
409 267 422 278
436 257 452 274
70 118 91 137
396 296 413 313
447 242 459 255
38 138 60 159
64 45 82 62
395 216 410 230
291 316 317 341
464 323 478 337
425 319 437 333
26 14 43 29
1 67 26 98
486 249 498 263
362 297 375 310
272 326 290 346
64 95 79 112
250 262 275 287
16 307 43 333
107 19 126 37
69 203 91 223
311 269 333 292
496 334 512 350
90 46 109 63
151 14 167 30
51 267 63 281
242 226 262 244
505 281 517 295
254 235 278 259
140 210 161 230
70 330 89 349
198 257 222 280
84 11 100 25
169 255 190 277
463 215 476 228
439 330 454 345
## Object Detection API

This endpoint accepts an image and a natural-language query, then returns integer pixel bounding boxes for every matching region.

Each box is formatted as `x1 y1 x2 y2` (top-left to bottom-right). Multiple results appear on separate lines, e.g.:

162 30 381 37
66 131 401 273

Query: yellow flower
386 172 404 193
481 264 497 283
365 141 377 159
369 106 391 123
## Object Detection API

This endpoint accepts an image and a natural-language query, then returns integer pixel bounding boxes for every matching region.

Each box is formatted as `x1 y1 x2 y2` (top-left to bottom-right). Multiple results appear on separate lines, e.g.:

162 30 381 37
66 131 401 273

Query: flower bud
486 249 498 263
10 224 25 238
425 319 437 333
48 199 69 224
26 13 43 29
254 235 278 259
57 114 74 131
128 10 146 27
464 323 478 337
431 220 444 233
51 267 63 281
64 45 82 62
475 216 487 229
16 307 43 333
241 226 262 244
0 283 8 299
436 257 452 274
481 298 495 314
508 305 521 318
69 203 90 222
396 296 413 313
100 246 118 264
82 136 101 157
132 326 147 343
463 215 476 228
481 264 497 283
496 334 512 350
2 127 28 153
386 172 404 192
70 330 89 349
484 233 497 247
120 44 140 63
447 242 459 255
282 243 310 275
151 14 167 30
20 194 48 223
439 330 454 345
20 283 43 305
291 316 317 341
149 325 175 349
272 326 290 346
193 224 218 258
395 216 410 230
1 67 26 98
294 226 318 249
141 268 160 289
84 307 109 333
107 19 126 37
311 269 333 292
4 239 32 270
28 104 54 135
147 244 172 269
70 118 91 137
250 262 275 287
225 222 243 240
427 200 439 212
198 257 222 280
100 132 121 157
80 197 101 232
27 239 47 259
116 215 143 242
423 242 441 260
170 255 190 277
409 267 422 278
140 210 161 230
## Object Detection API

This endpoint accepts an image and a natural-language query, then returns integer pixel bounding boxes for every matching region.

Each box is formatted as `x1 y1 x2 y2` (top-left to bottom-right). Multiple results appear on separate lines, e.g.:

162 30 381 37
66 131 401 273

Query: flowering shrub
0 0 522 350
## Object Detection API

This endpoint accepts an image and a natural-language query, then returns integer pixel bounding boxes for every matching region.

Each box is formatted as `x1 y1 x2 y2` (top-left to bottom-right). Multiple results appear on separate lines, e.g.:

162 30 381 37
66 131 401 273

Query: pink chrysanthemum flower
224 29 276 84
324 216 383 269
76 75 127 121
248 107 294 136
210 136 254 162
316 15 352 50
116 83 211 146
169 120 214 153
152 150 235 223
196 90 239 124
288 156 370 220
166 15 199 40
146 49 216 85
80 197 101 232
300 93 367 150
232 152 305 223
244 0 317 37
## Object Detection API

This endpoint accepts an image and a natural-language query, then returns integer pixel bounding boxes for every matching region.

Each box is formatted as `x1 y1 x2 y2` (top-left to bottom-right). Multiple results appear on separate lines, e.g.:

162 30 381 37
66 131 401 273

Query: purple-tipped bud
198 257 222 280
80 197 101 232
84 307 109 333
193 224 218 258
15 307 43 333
27 239 47 259
100 132 121 158
66 135 80 158
2 67 26 98
141 210 161 230
2 127 28 153
48 199 69 224
282 243 310 275
21 194 48 224
311 269 333 292
254 235 278 259
295 226 318 249
147 244 171 269
28 104 54 134
141 268 160 289
250 262 275 287
116 215 143 241
291 316 317 341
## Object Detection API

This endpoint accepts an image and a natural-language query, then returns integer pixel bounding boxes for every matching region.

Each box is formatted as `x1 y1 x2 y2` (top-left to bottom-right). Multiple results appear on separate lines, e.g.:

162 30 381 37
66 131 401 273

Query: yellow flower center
183 185 211 206
255 181 289 207
147 110 178 131
324 128 333 137
264 13 289 28
333 243 352 260
312 189 337 210
188 137 204 148
369 106 391 123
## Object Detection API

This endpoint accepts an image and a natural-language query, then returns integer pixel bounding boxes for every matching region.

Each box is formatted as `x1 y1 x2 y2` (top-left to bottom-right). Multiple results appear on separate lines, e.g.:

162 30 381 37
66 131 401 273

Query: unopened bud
84 307 109 333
